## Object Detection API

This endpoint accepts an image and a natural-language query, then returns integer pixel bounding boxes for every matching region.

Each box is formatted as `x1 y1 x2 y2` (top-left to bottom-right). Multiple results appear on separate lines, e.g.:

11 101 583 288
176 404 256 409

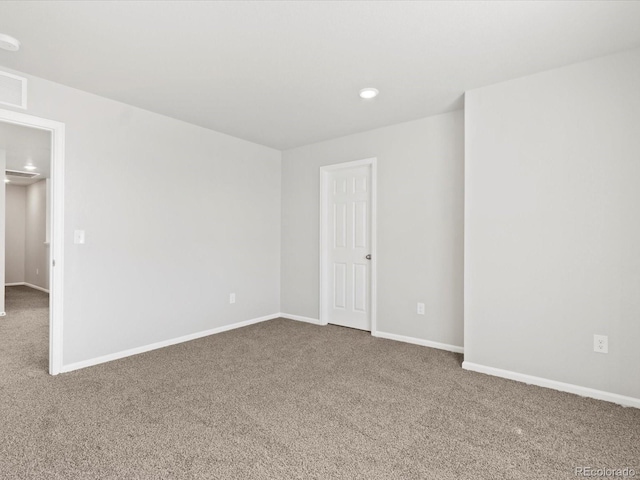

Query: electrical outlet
229 293 236 304
417 302 425 315
593 334 608 354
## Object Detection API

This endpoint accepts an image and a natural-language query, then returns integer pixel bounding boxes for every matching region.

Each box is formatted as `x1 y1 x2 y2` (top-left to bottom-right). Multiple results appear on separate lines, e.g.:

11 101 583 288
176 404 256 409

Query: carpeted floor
1 286 638 479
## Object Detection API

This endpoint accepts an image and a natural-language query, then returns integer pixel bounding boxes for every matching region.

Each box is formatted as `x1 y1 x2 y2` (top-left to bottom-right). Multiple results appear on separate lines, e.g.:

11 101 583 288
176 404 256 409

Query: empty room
0 1 638 479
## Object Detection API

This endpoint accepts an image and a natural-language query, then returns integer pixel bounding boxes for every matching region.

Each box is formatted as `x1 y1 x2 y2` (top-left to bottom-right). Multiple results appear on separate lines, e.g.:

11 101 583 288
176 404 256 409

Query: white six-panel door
323 163 372 331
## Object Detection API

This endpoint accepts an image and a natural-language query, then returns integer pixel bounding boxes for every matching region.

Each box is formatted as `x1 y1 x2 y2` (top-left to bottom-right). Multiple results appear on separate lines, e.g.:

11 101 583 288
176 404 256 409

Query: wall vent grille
0 71 27 109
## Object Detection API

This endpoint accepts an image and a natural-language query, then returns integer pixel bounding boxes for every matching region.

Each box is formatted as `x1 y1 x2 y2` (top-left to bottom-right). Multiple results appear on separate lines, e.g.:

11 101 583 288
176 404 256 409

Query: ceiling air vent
6 169 40 179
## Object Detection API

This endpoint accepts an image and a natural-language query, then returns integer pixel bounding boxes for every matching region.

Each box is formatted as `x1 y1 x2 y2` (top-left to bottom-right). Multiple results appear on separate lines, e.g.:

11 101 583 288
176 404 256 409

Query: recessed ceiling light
24 164 37 171
359 88 379 100
0 33 20 52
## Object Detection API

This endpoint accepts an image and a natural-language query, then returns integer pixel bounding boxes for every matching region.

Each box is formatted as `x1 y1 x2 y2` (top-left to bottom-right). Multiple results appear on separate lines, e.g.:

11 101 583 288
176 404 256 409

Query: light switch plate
74 230 85 244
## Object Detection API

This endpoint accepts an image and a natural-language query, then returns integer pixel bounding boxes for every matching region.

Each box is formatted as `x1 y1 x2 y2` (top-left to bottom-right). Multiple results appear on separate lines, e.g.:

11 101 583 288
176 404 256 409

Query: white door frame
0 108 65 375
319 157 377 333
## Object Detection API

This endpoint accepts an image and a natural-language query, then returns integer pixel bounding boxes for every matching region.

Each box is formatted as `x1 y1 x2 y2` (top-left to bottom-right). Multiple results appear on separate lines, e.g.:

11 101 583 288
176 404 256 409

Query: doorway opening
319 158 377 333
0 109 65 375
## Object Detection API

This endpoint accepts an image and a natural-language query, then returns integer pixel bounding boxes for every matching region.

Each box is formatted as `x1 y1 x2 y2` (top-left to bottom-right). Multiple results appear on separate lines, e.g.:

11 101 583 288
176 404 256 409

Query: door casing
0 108 65 375
319 157 377 334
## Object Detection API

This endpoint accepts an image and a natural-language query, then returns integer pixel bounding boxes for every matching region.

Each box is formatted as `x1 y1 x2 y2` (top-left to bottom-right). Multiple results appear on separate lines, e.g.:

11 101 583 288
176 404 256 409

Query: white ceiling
0 121 50 186
1 1 640 150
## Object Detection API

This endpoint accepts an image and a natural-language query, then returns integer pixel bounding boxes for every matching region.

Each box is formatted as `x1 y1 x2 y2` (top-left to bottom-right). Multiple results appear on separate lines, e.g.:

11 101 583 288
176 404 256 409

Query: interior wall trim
462 361 640 409
373 330 464 354
279 313 323 325
61 313 281 373
6 282 49 294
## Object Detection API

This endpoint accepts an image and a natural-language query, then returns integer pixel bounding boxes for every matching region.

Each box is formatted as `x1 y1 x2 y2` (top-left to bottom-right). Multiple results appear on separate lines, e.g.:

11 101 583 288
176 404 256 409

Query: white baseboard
279 313 324 325
462 361 640 409
372 330 464 354
5 282 49 293
60 313 280 373
278 318 465 356
25 283 49 293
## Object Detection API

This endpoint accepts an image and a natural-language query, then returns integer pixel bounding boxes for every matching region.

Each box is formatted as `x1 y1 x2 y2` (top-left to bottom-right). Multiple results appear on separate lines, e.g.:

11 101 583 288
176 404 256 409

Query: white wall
25 180 48 290
5 181 50 290
5 184 26 284
465 48 640 399
281 111 464 348
0 68 281 366
0 149 4 314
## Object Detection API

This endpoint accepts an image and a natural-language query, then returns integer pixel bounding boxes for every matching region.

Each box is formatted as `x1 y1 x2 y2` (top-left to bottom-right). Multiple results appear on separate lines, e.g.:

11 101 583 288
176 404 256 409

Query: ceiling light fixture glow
4 178 10 183
359 88 379 99
24 164 37 171
0 33 20 52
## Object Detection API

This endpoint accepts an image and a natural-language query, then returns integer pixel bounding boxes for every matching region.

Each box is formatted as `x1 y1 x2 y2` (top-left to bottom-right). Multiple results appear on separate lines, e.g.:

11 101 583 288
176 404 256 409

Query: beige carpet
1 286 638 479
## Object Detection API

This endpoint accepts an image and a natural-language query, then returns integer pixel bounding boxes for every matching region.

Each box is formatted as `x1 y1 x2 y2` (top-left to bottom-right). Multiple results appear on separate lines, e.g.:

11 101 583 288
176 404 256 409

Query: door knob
365 254 372 260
